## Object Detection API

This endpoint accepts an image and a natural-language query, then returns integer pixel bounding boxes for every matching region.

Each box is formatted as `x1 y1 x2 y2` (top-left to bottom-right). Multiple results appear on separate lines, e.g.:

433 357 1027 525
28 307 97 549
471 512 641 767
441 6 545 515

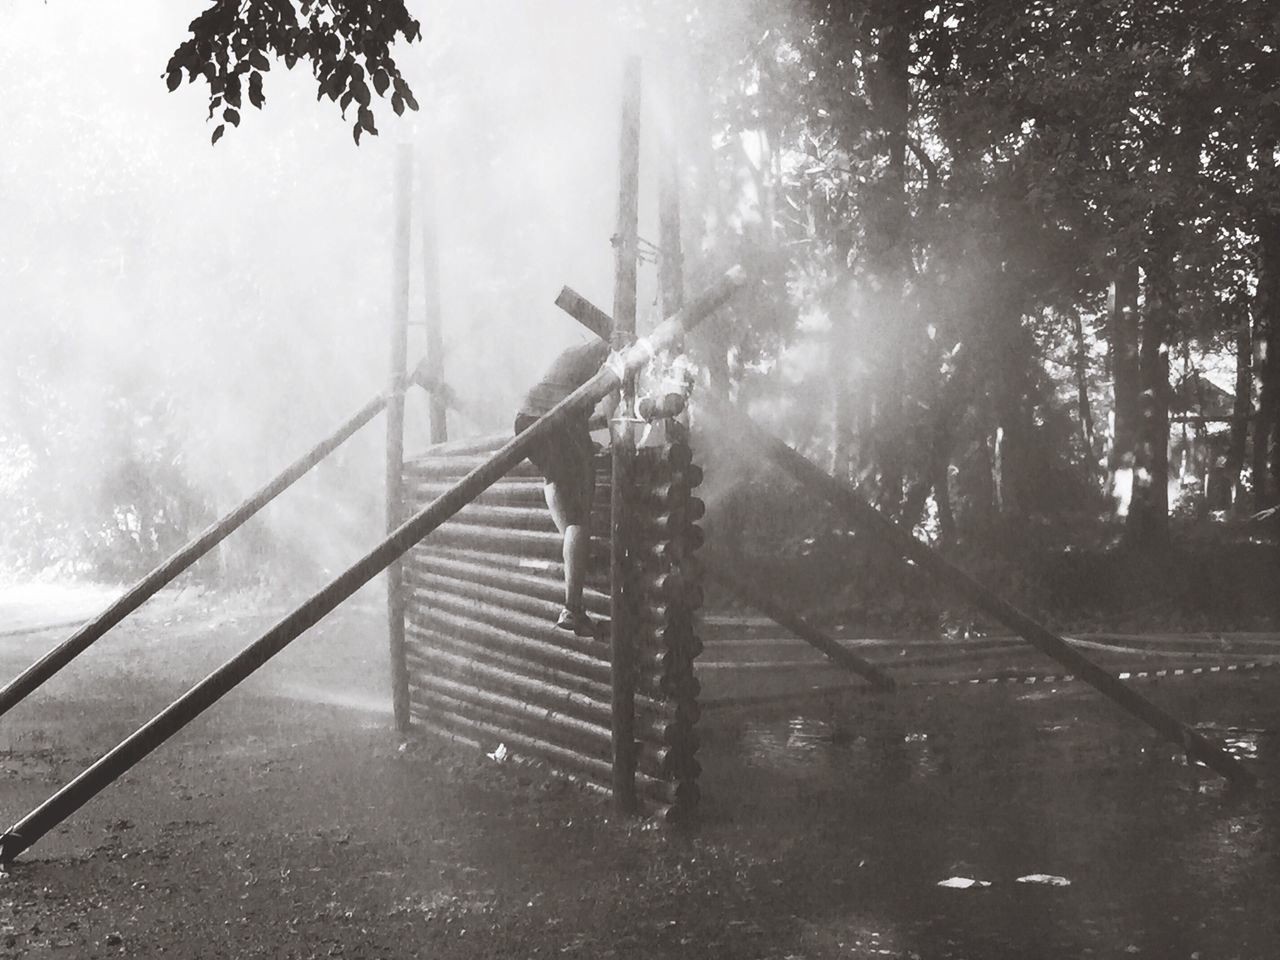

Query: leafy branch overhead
164 0 423 145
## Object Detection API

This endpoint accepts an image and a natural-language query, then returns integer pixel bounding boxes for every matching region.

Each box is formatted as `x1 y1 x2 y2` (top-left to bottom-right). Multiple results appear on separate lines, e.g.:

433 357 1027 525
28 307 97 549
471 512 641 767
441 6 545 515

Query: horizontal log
405 648 611 729
409 544 612 595
404 620 683 720
406 569 609 625
411 433 508 457
405 449 613 480
424 503 561 533
407 609 691 706
402 550 612 617
407 584 610 660
409 681 684 777
415 523 608 562
405 609 611 682
404 455 543 479
406 569 667 635
407 703 680 807
410 677 612 750
407 478 552 508
407 645 693 748
405 644 614 723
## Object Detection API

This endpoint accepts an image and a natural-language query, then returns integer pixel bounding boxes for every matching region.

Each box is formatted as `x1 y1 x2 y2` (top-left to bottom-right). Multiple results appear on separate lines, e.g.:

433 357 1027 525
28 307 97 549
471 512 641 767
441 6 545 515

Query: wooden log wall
399 430 704 820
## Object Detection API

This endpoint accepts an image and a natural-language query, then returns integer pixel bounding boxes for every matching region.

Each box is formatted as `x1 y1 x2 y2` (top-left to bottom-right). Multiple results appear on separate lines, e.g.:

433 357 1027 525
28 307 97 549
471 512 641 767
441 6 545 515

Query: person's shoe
556 606 597 638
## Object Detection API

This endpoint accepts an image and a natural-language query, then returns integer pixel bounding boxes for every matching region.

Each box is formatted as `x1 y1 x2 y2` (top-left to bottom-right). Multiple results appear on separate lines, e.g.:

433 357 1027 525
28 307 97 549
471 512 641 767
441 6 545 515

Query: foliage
668 0 1280 560
164 0 422 145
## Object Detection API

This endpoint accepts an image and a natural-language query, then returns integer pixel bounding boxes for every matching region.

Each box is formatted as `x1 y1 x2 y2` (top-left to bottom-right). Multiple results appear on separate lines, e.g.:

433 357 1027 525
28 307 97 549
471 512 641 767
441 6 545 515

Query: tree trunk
1255 202 1280 512
1126 218 1174 548
1108 264 1141 512
1224 305 1252 511
862 0 924 515
1071 311 1096 482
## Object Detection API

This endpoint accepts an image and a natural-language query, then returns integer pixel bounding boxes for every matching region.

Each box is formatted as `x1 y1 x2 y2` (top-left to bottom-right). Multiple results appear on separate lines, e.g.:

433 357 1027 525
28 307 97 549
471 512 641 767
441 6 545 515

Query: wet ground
1 584 1278 958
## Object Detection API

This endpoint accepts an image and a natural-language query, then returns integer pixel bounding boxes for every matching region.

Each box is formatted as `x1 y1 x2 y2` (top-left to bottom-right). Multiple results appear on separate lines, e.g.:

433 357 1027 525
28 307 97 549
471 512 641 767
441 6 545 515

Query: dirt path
1 586 1278 959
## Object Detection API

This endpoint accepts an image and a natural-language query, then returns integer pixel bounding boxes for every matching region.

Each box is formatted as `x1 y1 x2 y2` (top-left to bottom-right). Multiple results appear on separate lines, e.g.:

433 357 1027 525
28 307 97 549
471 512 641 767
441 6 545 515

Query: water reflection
700 676 1280 959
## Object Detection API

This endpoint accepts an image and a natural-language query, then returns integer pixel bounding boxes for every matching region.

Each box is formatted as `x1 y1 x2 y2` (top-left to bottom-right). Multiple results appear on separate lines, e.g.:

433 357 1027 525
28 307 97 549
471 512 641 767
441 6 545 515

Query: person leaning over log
514 338 616 636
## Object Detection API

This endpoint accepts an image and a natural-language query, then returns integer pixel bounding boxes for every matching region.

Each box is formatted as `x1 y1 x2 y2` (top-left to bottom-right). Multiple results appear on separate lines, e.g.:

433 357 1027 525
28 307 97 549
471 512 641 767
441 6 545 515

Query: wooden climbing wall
397 431 703 820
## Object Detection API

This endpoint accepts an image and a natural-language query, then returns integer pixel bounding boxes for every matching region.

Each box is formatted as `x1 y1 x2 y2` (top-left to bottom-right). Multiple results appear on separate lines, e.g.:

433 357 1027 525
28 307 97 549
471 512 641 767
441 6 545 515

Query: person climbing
513 338 616 636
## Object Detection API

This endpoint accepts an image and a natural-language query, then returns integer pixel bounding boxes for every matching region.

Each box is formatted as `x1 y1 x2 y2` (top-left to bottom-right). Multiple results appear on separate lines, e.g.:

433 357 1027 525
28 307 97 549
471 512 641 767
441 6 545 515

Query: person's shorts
514 414 596 525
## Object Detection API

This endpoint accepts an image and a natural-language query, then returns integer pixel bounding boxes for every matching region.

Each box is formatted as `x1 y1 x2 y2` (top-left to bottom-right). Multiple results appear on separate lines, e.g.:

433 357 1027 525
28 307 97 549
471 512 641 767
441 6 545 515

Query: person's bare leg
544 483 587 612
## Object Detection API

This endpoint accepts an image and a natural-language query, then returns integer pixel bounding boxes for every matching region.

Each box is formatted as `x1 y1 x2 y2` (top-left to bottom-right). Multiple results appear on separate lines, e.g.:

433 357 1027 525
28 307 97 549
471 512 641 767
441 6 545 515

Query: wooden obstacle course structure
0 265 745 864
552 283 1256 788
397 430 704 818
0 57 1259 868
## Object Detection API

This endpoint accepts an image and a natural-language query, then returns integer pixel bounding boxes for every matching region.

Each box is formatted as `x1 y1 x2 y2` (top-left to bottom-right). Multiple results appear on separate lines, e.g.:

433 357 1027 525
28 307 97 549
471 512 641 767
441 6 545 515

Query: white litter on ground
1016 874 1071 886
936 877 991 889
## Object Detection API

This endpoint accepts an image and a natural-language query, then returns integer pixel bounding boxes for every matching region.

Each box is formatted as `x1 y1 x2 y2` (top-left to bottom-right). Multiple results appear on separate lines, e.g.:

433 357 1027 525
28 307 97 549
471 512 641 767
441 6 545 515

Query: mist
1 0 703 585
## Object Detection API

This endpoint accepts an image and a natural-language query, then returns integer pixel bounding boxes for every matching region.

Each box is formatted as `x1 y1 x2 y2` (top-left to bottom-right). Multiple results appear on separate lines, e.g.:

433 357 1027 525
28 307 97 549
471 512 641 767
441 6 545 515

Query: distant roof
1171 371 1236 419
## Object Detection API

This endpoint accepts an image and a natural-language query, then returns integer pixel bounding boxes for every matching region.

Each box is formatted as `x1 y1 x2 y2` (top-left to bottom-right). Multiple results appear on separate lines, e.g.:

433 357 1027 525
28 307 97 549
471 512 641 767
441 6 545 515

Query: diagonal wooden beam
555 283 1256 787
0 266 745 865
703 562 896 692
555 287 896 694
701 395 1256 788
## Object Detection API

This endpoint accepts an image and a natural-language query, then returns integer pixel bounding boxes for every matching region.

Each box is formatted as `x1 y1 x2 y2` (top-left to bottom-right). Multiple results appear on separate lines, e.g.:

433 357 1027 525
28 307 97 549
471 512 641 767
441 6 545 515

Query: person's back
518 340 610 417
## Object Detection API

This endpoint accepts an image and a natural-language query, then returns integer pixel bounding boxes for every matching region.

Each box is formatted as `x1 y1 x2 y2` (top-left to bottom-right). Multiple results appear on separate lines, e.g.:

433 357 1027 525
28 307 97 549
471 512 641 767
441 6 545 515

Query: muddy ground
2 584 1279 959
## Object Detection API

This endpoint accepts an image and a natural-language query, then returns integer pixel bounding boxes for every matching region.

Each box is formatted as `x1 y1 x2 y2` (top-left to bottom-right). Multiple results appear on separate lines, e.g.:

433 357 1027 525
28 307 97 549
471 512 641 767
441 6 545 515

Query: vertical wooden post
388 146 412 733
658 123 684 317
419 148 449 444
610 56 642 814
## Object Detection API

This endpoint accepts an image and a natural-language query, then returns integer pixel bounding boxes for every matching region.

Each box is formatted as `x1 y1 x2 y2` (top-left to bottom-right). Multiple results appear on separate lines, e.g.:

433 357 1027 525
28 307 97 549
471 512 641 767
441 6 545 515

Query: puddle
698 675 1280 958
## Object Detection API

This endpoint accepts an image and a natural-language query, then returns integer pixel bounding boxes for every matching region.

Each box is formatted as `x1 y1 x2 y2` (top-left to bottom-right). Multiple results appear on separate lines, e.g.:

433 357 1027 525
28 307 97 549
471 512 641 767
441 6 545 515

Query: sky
1 0 693 577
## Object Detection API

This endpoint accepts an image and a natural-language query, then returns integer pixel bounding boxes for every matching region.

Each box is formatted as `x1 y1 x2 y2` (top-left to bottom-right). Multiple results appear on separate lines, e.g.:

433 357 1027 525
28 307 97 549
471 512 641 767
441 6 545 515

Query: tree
164 0 423 145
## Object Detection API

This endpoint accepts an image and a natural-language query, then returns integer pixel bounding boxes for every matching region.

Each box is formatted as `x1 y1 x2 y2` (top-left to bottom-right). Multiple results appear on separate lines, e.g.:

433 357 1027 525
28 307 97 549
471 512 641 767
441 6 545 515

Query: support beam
0 389 394 721
388 146 413 733
703 563 896 693
702 396 1255 788
609 55 643 816
0 266 744 864
418 148 449 444
555 287 892 694
556 285 1255 785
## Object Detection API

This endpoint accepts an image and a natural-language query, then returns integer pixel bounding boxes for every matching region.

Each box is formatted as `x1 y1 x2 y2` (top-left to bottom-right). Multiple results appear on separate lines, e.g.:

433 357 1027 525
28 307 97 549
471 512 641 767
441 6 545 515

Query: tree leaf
224 107 240 127
372 68 390 96
248 49 271 72
166 70 182 92
248 71 265 109
392 92 405 116
211 124 225 145
352 77 371 108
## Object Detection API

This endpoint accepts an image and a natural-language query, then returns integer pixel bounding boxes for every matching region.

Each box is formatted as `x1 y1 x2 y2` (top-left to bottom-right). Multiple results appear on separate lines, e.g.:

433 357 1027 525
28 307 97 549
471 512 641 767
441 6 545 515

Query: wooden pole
552 288 895 695
702 396 1256 787
609 55 643 815
554 288 612 341
703 563 896 692
388 146 412 733
0 267 744 864
418 148 449 444
0 392 393 720
658 122 684 318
